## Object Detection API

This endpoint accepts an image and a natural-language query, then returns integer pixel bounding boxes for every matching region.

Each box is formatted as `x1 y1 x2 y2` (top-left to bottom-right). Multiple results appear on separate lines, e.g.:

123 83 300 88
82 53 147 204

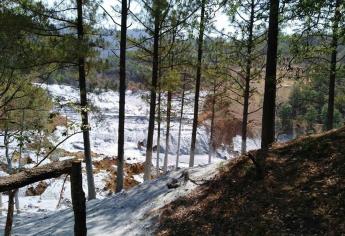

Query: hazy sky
44 0 260 35
100 0 232 33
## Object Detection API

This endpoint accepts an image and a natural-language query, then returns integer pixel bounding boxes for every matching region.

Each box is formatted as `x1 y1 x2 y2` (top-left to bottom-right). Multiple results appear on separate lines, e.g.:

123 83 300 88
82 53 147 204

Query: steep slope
158 127 345 235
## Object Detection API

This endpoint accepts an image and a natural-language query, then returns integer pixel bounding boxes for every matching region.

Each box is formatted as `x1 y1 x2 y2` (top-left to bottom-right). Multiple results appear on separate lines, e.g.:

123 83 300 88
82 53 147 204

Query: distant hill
45 28 150 88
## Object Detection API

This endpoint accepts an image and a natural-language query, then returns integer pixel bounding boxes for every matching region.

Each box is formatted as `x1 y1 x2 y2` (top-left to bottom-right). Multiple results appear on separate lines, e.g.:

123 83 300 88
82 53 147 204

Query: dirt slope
157 127 345 235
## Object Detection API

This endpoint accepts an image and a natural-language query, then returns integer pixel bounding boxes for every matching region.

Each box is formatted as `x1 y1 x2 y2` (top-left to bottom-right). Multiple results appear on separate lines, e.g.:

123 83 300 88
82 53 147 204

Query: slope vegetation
158 127 345 235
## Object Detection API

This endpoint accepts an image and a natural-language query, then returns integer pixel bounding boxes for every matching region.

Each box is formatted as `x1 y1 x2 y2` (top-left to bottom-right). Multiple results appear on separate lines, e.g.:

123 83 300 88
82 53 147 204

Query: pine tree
116 0 129 193
190 0 207 167
261 0 279 150
76 0 96 199
326 0 341 130
143 0 163 181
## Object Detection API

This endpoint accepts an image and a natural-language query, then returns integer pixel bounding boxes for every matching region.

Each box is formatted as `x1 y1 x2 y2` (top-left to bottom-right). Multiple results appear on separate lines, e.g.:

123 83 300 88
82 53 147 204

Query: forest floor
157 126 345 235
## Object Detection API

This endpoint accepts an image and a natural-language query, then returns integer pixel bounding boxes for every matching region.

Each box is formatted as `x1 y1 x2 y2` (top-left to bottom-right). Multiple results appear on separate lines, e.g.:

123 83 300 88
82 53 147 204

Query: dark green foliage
279 72 345 133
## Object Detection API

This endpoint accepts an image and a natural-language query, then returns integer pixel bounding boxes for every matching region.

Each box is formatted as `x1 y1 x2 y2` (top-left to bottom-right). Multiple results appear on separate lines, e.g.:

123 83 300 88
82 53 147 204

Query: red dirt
93 158 145 192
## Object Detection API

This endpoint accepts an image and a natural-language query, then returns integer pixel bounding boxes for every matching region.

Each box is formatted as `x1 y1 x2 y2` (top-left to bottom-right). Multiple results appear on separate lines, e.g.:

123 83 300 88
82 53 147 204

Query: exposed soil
26 181 48 196
157 127 345 235
62 150 98 160
200 92 260 149
93 158 145 192
47 113 69 132
199 109 245 148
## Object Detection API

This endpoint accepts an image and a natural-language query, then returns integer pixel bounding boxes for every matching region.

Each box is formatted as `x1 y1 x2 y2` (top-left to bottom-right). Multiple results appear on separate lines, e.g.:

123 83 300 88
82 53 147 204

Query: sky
100 0 232 34
45 0 294 36
44 0 295 37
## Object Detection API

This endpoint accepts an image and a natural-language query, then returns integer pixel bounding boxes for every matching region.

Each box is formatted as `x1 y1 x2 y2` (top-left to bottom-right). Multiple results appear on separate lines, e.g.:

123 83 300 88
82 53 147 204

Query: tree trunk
156 52 163 177
0 193 2 215
163 91 172 173
144 6 160 181
326 0 340 130
14 188 19 215
241 81 250 154
260 0 279 150
4 190 15 236
241 0 255 154
4 117 21 214
76 0 96 199
208 83 216 164
163 27 176 173
70 161 87 236
14 110 26 214
190 0 206 167
116 0 128 193
156 90 161 177
4 118 12 172
176 82 185 169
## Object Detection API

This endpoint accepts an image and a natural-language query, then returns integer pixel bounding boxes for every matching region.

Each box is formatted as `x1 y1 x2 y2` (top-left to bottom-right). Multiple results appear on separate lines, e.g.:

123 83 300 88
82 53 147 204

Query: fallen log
0 160 73 193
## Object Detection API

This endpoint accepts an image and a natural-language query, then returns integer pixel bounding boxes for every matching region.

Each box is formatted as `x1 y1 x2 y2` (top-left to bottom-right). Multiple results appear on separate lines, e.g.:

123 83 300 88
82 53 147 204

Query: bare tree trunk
208 83 216 164
156 90 161 177
4 118 12 172
4 190 15 236
70 162 87 236
76 0 96 199
4 119 21 214
14 190 19 214
0 193 2 215
144 6 160 181
0 118 7 216
14 110 26 214
163 92 172 173
241 81 250 154
190 0 206 167
156 53 163 177
176 82 185 169
326 0 340 130
241 0 255 154
261 0 279 150
116 0 128 193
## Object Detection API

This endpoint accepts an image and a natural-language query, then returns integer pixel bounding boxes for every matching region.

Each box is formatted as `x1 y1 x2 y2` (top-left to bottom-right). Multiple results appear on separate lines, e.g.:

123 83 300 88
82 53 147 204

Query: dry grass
157 127 345 235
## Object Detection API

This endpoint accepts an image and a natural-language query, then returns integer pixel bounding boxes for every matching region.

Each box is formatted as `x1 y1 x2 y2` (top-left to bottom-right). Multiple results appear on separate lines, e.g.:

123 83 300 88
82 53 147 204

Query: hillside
157 127 345 235
2 126 344 235
0 83 259 215
0 163 221 235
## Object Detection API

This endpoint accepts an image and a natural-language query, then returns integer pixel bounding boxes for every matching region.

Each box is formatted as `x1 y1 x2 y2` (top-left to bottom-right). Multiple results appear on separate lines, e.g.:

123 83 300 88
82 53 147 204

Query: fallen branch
56 174 69 209
35 131 82 167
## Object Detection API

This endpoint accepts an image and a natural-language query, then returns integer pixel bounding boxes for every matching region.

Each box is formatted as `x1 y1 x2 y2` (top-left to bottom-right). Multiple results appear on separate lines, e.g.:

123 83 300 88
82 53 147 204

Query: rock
72 142 84 150
167 178 180 189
